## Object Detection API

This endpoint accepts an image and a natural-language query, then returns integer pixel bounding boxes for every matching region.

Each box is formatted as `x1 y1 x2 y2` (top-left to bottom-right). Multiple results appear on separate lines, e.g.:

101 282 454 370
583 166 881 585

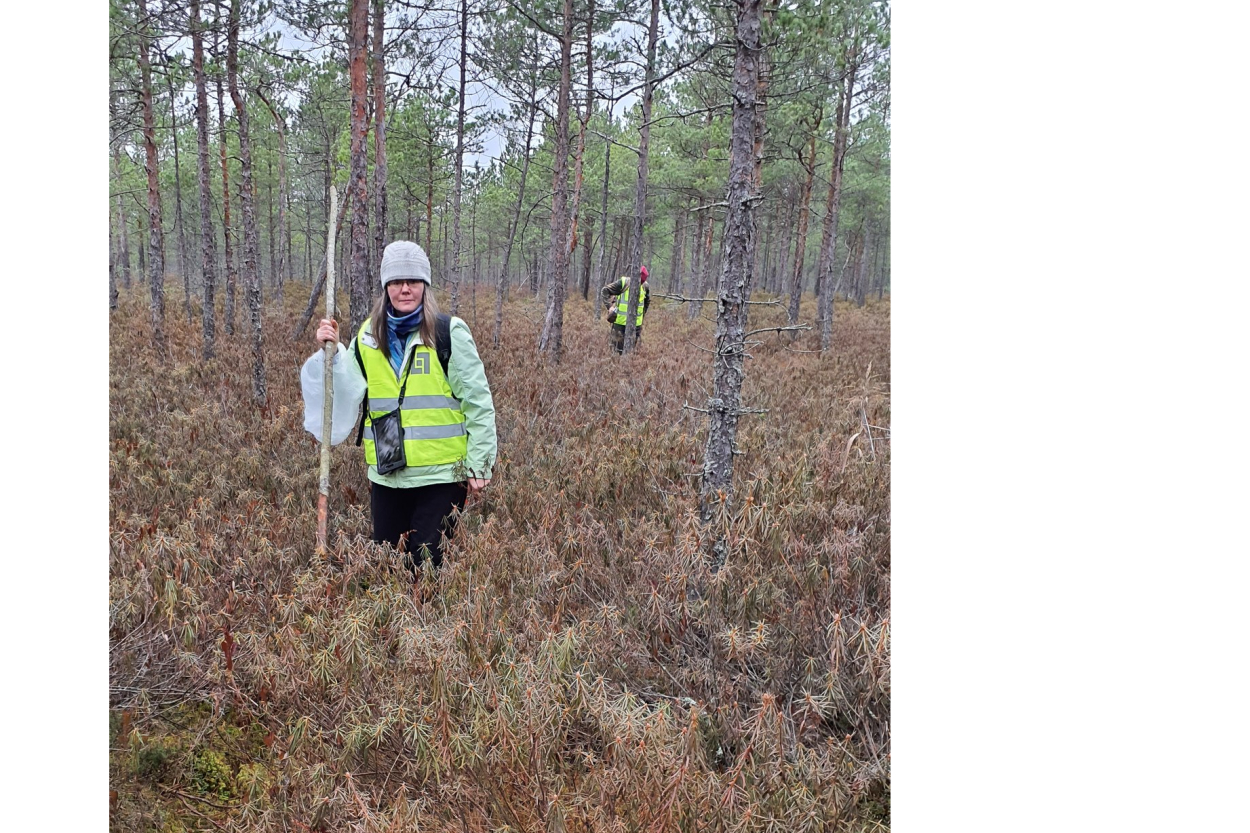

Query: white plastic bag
300 344 368 445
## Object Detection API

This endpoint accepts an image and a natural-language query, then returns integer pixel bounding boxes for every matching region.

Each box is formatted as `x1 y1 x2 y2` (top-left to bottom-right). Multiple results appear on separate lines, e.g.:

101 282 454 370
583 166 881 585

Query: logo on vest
411 353 430 374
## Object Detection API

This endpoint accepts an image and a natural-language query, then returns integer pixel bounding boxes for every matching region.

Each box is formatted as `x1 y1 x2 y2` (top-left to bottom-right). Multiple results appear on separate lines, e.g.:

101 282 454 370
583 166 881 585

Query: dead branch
655 292 782 307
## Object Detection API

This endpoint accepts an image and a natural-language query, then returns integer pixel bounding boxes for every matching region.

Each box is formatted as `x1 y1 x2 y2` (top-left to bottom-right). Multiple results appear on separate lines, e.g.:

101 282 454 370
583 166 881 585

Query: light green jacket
317 317 497 488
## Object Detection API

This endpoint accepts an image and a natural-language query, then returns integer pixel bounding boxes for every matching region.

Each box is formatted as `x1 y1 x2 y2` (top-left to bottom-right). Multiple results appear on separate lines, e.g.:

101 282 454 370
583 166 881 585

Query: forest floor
109 283 891 832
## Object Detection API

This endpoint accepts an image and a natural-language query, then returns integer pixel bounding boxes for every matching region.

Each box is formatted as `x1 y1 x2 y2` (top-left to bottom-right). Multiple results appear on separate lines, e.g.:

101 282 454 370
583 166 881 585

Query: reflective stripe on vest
356 318 467 469
614 277 647 326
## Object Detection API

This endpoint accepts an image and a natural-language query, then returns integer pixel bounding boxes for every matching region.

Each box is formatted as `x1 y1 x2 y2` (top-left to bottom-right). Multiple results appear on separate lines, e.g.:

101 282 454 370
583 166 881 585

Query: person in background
602 265 650 354
300 240 496 575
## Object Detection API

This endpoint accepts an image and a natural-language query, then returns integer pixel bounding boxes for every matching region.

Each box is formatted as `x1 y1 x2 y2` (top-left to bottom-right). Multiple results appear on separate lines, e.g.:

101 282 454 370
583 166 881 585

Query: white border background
6 0 1249 828
893 1 1249 829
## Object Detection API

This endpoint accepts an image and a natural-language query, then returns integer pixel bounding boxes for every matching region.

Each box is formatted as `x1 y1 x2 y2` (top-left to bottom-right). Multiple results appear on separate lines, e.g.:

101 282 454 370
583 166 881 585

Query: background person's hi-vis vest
613 277 647 326
356 319 467 469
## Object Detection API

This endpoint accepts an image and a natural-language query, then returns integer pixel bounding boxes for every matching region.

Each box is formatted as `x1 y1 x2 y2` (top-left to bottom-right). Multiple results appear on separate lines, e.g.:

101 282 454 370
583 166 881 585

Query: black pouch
371 407 407 474
370 351 414 475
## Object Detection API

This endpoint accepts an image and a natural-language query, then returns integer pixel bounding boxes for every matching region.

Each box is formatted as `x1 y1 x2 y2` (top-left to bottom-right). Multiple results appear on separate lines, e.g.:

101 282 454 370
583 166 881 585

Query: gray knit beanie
380 241 432 287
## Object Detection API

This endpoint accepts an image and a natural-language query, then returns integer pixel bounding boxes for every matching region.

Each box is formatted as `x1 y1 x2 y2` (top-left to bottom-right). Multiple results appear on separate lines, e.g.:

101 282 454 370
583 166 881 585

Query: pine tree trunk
757 209 772 296
700 0 764 565
578 0 595 302
426 154 434 253
813 94 843 313
448 0 468 314
228 0 266 405
775 196 794 299
215 23 237 335
538 0 574 358
256 87 289 309
372 0 388 279
685 208 706 320
622 0 660 354
116 155 132 290
267 156 277 296
668 203 687 295
787 121 820 327
494 97 536 346
109 165 120 310
136 0 166 353
110 80 133 295
819 63 856 351
565 82 589 304
593 106 612 292
347 0 371 335
164 64 192 322
689 210 716 322
471 191 480 327
191 0 218 359
137 210 147 277
853 220 868 307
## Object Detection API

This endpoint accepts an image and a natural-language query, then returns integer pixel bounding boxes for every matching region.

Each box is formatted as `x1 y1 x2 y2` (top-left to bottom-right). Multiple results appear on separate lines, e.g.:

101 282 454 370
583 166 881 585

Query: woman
301 240 496 573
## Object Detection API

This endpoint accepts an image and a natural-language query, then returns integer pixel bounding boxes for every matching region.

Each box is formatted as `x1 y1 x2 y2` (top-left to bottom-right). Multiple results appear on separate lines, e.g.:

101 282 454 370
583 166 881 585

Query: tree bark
853 220 869 307
137 209 147 277
191 0 218 359
700 0 763 566
110 77 132 297
109 95 121 310
116 152 132 290
347 0 372 334
622 0 660 354
538 0 574 359
448 0 469 314
592 81 613 294
267 156 276 295
668 201 687 295
425 150 434 254
688 209 716 322
565 79 589 305
494 97 536 346
818 62 857 351
215 14 237 336
256 87 288 308
163 60 192 322
774 194 794 297
372 0 388 277
786 116 821 328
228 0 266 406
578 0 595 302
136 0 166 353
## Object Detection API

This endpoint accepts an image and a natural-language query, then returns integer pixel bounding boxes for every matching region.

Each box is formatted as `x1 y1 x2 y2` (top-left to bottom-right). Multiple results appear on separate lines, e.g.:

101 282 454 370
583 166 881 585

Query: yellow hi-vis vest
356 319 467 469
613 277 647 326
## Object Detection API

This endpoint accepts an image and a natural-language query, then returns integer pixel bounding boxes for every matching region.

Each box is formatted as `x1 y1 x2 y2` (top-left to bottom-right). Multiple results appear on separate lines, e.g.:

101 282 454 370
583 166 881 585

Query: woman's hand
315 318 339 347
467 477 488 494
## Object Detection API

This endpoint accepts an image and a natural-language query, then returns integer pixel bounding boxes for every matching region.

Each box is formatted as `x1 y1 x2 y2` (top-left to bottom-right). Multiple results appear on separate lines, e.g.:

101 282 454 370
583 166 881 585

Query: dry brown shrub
110 286 890 832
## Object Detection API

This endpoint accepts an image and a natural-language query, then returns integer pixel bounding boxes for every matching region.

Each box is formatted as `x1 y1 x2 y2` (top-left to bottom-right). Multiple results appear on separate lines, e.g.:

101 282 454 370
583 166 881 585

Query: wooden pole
316 186 338 554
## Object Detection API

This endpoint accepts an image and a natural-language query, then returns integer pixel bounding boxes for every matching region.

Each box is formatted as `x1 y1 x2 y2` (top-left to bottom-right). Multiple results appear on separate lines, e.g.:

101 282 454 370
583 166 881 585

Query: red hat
640 265 649 282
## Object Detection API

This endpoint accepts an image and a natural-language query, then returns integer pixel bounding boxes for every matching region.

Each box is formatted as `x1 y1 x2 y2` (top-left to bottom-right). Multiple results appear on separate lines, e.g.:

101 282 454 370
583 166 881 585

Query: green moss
190 748 234 799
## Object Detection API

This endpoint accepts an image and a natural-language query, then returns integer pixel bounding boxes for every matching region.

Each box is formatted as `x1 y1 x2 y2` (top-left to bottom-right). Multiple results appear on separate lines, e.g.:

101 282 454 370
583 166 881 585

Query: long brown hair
368 283 441 357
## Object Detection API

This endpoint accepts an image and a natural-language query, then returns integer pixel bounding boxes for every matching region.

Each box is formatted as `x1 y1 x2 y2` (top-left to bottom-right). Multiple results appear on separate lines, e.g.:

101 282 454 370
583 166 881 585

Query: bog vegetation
109 286 891 831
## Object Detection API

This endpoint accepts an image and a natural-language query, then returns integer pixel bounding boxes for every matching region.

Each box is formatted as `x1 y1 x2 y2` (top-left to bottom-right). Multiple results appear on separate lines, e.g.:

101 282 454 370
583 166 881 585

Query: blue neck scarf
385 301 424 376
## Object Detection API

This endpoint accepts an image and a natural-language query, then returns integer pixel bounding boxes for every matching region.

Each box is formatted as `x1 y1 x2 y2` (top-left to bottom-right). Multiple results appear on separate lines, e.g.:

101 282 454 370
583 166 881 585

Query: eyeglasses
389 279 423 288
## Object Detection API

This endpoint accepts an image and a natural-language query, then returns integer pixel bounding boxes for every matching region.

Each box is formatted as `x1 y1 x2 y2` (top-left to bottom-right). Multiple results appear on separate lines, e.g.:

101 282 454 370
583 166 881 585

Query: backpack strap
354 316 454 448
435 313 452 378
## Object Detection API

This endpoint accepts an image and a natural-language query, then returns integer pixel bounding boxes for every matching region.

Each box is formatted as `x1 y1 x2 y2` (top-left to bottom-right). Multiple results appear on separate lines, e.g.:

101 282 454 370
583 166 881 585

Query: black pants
370 480 468 574
610 323 643 354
